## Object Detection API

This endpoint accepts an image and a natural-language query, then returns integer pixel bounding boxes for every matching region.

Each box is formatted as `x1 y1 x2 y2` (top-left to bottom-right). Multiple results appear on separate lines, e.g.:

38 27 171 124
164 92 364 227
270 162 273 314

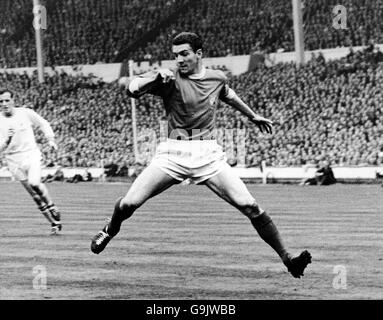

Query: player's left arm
219 85 273 134
25 108 58 150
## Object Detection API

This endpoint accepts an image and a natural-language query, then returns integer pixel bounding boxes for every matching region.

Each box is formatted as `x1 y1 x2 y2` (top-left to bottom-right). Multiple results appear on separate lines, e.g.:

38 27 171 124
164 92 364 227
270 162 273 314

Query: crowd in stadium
0 70 135 171
1 0 383 67
1 0 383 175
1 45 382 173
229 45 383 167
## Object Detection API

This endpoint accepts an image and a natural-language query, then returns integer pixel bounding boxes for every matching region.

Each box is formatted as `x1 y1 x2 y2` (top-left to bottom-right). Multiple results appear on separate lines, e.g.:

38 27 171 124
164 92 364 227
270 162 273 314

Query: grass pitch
0 181 382 299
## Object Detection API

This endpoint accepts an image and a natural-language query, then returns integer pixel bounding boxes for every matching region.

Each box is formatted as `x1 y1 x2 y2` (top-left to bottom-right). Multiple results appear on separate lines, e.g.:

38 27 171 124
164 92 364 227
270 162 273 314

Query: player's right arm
118 69 174 98
0 135 6 151
0 128 15 152
24 108 58 150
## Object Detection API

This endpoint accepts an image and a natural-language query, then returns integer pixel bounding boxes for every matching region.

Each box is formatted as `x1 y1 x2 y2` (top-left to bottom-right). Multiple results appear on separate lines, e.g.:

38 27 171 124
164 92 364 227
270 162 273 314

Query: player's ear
196 49 202 58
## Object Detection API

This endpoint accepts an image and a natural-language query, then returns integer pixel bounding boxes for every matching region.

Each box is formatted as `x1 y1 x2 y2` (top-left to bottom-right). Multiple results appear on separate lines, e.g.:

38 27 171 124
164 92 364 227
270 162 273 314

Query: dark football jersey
129 67 229 140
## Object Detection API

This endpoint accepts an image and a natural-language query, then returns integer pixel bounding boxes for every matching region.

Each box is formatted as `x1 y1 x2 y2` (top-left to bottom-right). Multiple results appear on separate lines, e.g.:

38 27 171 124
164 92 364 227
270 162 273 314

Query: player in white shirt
0 89 62 234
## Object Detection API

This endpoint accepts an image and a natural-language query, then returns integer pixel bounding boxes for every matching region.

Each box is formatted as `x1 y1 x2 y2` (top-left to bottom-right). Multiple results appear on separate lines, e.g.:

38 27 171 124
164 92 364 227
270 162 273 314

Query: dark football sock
107 197 134 237
250 212 291 263
38 205 55 224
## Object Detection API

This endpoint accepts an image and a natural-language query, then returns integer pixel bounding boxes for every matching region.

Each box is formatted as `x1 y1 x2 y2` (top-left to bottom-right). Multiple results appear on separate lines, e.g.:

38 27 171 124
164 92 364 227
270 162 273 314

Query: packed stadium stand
1 46 382 171
1 0 383 67
1 0 383 174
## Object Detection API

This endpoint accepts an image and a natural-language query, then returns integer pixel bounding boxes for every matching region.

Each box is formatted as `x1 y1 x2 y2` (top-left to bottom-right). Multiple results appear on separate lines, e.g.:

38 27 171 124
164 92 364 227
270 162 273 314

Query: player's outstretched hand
48 140 58 151
156 68 175 83
252 115 273 134
118 77 130 87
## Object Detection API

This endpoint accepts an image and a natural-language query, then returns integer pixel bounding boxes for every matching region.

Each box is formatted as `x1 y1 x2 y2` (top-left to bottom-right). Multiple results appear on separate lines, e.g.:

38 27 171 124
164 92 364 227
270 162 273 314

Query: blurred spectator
42 166 65 183
67 168 93 183
103 161 120 177
83 168 93 181
300 160 337 185
116 160 129 177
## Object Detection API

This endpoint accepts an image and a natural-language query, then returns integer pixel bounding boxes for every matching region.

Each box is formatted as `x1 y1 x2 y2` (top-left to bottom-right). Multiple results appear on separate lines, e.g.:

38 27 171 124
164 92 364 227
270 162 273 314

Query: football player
0 89 62 234
91 32 311 278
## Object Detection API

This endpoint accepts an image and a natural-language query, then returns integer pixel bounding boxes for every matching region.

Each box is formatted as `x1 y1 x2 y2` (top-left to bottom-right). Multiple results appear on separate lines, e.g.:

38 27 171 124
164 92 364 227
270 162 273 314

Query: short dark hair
0 88 14 97
172 32 203 52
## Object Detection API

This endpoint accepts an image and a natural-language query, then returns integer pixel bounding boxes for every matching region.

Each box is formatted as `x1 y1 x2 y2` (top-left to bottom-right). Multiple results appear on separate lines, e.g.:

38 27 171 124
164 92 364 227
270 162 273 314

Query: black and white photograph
0 0 382 307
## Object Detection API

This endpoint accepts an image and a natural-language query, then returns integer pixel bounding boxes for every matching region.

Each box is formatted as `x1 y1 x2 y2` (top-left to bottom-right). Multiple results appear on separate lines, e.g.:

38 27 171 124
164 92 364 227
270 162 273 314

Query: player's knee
32 194 42 204
29 181 40 190
238 198 263 218
119 196 142 214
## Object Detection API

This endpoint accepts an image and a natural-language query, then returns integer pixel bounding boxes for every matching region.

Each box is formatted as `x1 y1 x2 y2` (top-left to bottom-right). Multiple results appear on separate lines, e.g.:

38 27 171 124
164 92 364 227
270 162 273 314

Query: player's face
0 92 15 117
172 43 202 75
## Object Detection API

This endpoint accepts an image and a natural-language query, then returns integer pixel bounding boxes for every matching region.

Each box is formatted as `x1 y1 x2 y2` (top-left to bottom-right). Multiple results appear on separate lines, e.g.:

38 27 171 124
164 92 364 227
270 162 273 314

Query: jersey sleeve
126 70 173 98
24 108 55 140
219 83 231 100
216 70 230 100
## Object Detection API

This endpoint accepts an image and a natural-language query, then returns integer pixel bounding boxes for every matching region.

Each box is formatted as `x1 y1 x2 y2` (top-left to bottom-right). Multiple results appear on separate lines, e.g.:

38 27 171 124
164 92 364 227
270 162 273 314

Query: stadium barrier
0 166 382 183
0 64 123 83
265 45 383 66
2 44 382 81
0 167 105 181
237 165 383 184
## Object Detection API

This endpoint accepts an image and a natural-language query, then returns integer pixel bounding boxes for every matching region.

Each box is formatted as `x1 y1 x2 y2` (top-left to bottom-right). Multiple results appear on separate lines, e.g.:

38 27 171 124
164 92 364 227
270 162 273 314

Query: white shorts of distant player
5 148 42 185
151 138 228 184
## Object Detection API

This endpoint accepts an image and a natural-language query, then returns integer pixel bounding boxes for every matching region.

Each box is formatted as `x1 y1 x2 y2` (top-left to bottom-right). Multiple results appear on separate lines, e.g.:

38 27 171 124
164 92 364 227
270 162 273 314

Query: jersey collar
188 66 206 80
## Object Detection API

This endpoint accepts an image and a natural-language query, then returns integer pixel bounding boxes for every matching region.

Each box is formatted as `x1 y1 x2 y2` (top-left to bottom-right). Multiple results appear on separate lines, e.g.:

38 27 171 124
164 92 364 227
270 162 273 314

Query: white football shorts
150 138 228 184
5 148 42 184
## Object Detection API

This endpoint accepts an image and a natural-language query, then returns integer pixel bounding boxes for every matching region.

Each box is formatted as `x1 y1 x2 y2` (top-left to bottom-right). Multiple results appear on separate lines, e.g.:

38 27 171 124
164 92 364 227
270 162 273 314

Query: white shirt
0 107 54 155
